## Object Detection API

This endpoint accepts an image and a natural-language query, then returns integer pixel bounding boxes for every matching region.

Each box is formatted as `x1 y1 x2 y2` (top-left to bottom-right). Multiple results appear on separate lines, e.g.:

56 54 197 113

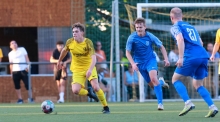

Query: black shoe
87 87 99 102
17 99 23 104
102 106 110 114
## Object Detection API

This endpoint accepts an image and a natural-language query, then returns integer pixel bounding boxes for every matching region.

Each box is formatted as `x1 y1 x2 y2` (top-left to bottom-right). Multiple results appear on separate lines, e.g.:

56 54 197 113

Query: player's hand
62 62 67 68
210 55 215 61
86 69 92 79
57 61 63 70
131 63 139 72
176 58 183 68
164 59 170 67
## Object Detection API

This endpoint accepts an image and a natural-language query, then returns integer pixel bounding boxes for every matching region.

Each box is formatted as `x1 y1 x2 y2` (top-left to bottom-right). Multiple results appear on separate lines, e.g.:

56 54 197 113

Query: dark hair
134 18 146 25
72 22 85 32
56 41 64 45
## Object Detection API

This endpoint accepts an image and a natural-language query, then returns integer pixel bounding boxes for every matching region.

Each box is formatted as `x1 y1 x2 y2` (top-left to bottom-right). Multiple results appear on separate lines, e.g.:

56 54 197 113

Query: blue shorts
137 58 157 83
175 58 208 80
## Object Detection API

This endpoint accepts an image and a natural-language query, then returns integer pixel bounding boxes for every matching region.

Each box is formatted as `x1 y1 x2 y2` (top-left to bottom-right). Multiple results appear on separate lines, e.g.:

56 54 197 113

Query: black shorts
12 70 29 90
54 69 67 81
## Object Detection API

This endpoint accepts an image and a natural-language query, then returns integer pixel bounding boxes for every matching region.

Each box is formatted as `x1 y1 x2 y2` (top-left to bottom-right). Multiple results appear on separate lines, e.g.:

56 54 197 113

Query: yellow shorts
72 67 98 87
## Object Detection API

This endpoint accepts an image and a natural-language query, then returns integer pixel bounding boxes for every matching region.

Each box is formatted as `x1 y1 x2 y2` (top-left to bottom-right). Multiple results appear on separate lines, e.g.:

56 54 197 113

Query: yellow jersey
216 29 220 43
64 38 95 72
0 48 3 58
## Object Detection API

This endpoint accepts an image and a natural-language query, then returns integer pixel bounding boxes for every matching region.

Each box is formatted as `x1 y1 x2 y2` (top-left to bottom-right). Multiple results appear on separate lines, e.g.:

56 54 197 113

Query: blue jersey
170 21 209 60
126 31 162 64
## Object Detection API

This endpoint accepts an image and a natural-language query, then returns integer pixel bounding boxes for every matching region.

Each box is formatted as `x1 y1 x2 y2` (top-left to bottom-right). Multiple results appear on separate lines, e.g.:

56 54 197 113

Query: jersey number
187 28 197 41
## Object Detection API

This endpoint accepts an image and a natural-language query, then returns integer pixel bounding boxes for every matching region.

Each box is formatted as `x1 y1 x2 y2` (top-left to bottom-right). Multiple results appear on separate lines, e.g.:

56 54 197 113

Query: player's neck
75 37 85 43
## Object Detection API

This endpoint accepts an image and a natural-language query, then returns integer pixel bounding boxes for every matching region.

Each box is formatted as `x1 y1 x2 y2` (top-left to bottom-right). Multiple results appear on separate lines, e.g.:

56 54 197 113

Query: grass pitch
0 101 219 122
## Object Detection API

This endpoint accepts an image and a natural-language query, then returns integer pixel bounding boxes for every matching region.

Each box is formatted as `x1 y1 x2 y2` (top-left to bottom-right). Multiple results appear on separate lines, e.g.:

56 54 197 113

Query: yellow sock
96 89 108 107
78 88 88 96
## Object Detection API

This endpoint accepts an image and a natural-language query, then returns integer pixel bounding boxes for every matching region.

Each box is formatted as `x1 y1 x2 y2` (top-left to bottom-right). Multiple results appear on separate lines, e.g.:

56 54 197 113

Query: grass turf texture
0 102 219 122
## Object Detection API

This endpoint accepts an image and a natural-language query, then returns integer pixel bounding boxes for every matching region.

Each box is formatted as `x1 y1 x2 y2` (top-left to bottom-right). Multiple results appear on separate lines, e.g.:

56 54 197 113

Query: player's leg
12 71 23 104
89 67 110 113
193 58 218 117
173 59 200 116
71 70 98 101
21 70 34 103
148 70 164 110
55 70 64 103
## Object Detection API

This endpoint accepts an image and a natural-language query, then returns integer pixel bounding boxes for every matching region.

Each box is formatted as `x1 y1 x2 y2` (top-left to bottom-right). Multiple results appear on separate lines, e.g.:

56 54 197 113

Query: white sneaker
57 99 64 103
158 103 164 110
205 105 218 118
159 77 169 89
179 100 195 116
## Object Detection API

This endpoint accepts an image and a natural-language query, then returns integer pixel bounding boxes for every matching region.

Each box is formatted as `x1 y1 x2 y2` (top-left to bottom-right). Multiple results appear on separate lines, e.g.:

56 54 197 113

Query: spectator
207 42 220 60
168 46 179 63
97 64 114 102
95 41 106 62
124 64 139 100
8 40 34 104
120 50 129 71
50 41 71 103
0 48 3 62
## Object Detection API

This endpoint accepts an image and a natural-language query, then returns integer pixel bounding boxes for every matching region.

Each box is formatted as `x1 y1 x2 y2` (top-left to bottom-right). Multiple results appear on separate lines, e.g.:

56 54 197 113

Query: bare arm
50 56 58 63
10 64 13 74
176 33 185 67
126 50 135 65
126 50 139 71
210 42 220 61
0 58 2 62
88 55 97 71
25 55 30 71
57 48 69 69
159 45 170 66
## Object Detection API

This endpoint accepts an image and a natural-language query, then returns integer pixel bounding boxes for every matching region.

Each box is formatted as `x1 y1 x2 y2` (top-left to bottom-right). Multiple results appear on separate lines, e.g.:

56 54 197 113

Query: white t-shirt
8 47 28 71
168 50 179 62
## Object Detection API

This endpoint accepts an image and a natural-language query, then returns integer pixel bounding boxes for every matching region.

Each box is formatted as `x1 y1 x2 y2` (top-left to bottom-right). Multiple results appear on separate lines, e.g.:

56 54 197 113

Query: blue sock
173 80 190 102
154 84 163 104
197 86 213 106
159 79 164 86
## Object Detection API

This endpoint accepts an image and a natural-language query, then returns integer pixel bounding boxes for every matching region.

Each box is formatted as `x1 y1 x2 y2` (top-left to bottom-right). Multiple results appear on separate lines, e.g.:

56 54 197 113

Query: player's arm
50 51 58 63
88 55 96 71
159 45 170 66
176 33 185 67
57 48 69 69
211 29 220 61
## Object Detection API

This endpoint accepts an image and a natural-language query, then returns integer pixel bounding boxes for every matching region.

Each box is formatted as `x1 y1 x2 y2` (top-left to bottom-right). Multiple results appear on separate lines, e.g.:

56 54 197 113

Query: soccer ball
41 100 55 114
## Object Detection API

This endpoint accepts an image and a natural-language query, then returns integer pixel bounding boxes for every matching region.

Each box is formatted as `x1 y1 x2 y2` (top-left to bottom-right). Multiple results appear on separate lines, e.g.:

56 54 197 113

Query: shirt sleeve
64 39 71 51
215 29 220 43
148 32 162 48
87 39 95 56
21 47 27 55
126 35 134 51
170 25 182 39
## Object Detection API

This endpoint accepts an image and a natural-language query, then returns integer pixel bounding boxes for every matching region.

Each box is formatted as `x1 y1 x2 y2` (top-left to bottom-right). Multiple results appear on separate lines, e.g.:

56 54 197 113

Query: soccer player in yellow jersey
0 48 3 62
57 22 110 114
210 29 220 62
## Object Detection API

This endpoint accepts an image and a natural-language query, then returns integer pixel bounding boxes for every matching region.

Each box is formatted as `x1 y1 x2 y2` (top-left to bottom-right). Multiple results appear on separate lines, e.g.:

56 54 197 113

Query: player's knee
92 85 100 92
72 89 80 95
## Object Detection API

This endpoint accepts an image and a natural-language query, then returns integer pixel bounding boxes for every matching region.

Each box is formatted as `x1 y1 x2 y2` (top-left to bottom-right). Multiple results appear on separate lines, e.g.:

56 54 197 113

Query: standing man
57 22 110 113
210 28 220 61
170 7 218 117
126 18 170 110
50 41 71 103
8 40 34 104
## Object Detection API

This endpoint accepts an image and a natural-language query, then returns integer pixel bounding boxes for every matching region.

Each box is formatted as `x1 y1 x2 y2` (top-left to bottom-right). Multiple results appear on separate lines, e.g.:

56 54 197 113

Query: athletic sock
154 84 163 104
96 89 108 106
173 80 190 102
79 88 88 96
197 86 214 106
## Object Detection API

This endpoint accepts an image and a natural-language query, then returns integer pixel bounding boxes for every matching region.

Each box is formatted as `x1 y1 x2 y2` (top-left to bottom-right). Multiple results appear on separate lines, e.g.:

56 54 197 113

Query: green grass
0 102 219 122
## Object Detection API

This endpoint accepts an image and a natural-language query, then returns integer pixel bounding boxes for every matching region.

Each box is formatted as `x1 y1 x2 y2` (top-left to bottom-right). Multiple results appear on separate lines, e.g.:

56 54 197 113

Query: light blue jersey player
170 7 218 118
126 18 170 110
